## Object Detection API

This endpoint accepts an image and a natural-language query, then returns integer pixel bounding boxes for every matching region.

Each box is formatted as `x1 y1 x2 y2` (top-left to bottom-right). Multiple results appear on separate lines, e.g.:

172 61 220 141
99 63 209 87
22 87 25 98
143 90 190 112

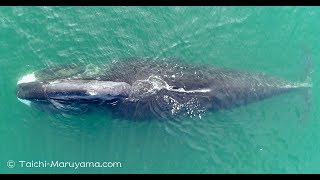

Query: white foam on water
147 75 211 94
168 87 211 93
87 91 97 95
282 82 312 89
17 73 37 84
298 82 312 88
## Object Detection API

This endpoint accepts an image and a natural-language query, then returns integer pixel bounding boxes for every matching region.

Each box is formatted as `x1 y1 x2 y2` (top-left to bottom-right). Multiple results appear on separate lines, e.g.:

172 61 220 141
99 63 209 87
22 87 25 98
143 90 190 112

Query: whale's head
16 73 132 106
17 81 47 101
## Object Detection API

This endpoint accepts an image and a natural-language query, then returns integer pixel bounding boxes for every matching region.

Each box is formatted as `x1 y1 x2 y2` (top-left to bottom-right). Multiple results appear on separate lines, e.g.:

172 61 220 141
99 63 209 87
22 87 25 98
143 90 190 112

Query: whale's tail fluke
300 45 313 122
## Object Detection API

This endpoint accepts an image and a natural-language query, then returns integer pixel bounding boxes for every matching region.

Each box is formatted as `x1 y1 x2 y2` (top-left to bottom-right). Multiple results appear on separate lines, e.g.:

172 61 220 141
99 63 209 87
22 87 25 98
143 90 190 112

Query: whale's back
27 58 309 120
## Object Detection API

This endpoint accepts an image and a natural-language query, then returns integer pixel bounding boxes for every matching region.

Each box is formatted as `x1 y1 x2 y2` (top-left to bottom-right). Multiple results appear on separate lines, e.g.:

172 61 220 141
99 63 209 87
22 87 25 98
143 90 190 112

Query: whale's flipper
48 99 89 114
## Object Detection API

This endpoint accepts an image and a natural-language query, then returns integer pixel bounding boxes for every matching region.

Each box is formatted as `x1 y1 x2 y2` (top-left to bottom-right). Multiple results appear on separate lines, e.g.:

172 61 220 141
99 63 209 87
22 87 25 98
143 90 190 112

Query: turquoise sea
0 6 320 174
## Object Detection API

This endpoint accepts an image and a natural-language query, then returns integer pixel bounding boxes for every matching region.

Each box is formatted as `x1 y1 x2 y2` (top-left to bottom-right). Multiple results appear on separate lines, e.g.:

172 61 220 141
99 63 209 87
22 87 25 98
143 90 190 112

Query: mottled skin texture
18 58 307 120
98 58 303 120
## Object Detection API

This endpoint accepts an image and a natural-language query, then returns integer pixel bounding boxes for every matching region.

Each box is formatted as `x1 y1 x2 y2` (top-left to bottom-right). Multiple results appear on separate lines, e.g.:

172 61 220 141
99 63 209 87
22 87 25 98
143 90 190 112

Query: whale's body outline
16 58 312 120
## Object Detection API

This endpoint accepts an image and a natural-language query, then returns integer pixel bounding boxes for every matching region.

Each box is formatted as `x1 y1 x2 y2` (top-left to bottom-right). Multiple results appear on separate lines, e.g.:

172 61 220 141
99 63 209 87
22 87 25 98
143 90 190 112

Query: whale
16 58 312 120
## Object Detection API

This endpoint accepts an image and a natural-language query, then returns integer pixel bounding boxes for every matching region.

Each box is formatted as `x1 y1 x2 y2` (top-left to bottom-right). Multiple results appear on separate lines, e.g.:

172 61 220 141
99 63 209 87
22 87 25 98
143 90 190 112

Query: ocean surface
0 6 320 174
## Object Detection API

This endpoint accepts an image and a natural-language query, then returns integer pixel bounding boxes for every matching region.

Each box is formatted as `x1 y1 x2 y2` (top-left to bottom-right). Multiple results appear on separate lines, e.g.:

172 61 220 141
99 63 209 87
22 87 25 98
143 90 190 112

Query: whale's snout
16 82 47 101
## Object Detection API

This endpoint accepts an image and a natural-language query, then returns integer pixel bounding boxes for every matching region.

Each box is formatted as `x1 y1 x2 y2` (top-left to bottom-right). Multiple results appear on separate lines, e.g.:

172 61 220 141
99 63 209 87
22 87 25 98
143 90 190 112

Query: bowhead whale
16 58 312 120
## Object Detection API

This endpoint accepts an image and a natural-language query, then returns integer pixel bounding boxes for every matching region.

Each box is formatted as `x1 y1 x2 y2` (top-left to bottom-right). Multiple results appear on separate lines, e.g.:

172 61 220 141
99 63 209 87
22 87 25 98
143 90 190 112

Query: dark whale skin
16 58 309 120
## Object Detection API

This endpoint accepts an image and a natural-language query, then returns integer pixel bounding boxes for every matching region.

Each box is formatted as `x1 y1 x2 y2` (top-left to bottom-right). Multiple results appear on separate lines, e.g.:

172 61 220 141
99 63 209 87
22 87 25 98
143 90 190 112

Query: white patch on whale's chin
17 73 37 84
17 97 31 107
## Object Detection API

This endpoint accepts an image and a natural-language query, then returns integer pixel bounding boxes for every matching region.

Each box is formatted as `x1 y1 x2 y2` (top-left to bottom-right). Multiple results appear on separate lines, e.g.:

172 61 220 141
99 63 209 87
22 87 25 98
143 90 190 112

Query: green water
1 6 320 174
